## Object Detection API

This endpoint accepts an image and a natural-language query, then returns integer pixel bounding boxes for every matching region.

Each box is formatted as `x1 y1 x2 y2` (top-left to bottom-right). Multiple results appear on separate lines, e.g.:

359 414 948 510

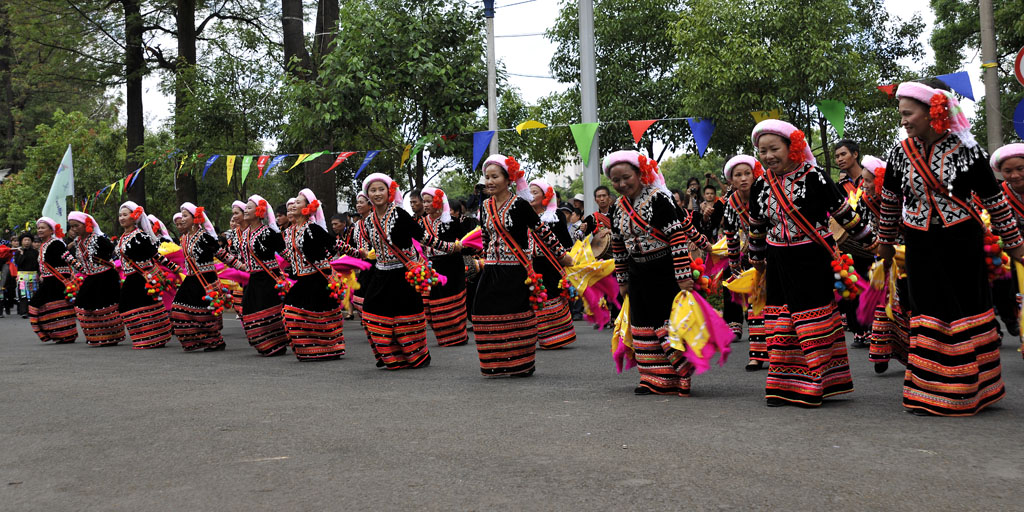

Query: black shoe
1006 320 1021 337
766 397 787 407
203 342 226 352
745 360 764 372
634 386 653 395
874 361 889 374
376 360 385 368
511 367 535 378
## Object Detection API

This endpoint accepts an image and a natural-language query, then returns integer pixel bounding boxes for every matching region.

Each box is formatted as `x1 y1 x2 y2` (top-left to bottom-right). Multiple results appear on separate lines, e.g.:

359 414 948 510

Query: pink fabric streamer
704 254 730 278
583 274 622 329
685 292 734 375
856 281 886 326
461 229 483 251
612 341 637 374
331 255 371 272
215 263 249 287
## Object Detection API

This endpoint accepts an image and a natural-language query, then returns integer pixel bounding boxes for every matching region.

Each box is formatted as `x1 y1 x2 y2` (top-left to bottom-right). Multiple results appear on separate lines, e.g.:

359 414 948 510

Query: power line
495 32 546 38
508 72 557 79
495 0 537 8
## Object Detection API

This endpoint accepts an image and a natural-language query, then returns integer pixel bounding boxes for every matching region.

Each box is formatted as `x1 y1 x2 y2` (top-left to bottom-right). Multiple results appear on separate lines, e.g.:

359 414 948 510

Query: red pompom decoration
85 217 95 234
431 190 445 210
388 181 399 202
301 199 320 217
788 130 808 163
637 154 659 185
831 253 861 301
54 223 64 239
130 206 144 221
873 166 886 196
505 156 523 182
929 93 950 134
753 161 765 178
193 206 206 225
542 186 554 206
254 199 268 218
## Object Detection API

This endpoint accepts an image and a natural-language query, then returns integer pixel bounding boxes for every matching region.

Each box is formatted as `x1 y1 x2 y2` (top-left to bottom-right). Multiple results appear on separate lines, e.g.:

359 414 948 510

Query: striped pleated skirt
362 267 430 369
535 296 576 349
472 264 538 377
170 273 225 352
74 268 125 346
282 273 345 361
240 272 289 356
29 276 78 344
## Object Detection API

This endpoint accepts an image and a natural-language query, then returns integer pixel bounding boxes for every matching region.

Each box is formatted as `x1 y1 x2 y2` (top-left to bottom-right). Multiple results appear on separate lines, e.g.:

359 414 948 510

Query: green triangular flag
302 151 329 164
569 122 600 166
817 100 846 139
117 178 125 197
410 135 433 158
240 155 253 184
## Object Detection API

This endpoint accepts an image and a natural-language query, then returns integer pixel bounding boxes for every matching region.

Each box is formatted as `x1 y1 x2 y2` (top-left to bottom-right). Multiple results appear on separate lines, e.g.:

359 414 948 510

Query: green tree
931 0 1024 148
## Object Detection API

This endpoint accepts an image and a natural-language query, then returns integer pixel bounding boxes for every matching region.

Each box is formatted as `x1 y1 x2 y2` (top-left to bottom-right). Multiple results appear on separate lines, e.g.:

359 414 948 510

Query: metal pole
980 0 1001 153
578 0 599 216
485 1 499 155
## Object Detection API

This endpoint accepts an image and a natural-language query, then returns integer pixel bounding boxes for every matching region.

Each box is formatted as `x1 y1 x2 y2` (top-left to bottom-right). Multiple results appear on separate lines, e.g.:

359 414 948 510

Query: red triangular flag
877 84 896 98
629 120 658 144
256 155 270 178
323 151 357 174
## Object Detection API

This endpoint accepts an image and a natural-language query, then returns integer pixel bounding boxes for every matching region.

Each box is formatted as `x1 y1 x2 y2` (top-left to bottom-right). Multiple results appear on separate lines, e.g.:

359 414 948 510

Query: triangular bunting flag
936 71 974 101
355 150 380 178
201 155 220 180
411 135 432 157
226 155 236 184
472 131 496 170
264 154 288 176
287 154 309 172
303 151 330 164
104 183 116 203
129 168 142 189
569 123 599 165
628 120 658 144
686 117 715 157
877 84 896 98
240 155 253 185
515 120 547 134
124 171 135 190
816 100 846 139
256 155 270 178
751 109 780 123
400 144 412 168
117 178 125 197
323 152 356 174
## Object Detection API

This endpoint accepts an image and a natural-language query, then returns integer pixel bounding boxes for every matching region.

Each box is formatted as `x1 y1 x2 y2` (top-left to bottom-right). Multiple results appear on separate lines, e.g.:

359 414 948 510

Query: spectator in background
577 185 617 239
572 194 585 212
276 203 291 232
697 184 725 240
684 177 701 213
409 189 425 220
14 233 38 318
331 212 354 247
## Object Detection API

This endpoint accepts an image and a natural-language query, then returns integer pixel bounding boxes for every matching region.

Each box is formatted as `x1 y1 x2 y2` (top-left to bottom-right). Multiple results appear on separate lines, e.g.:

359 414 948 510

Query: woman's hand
619 284 628 298
1008 244 1024 264
752 259 766 273
679 278 694 292
560 254 574 267
876 244 895 262
453 241 463 253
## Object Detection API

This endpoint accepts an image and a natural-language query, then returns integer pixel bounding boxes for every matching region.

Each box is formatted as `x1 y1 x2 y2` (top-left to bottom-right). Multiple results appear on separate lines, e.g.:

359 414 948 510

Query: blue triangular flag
686 118 715 157
263 154 289 176
355 150 380 178
936 71 974 101
472 131 496 170
128 168 142 188
201 155 220 180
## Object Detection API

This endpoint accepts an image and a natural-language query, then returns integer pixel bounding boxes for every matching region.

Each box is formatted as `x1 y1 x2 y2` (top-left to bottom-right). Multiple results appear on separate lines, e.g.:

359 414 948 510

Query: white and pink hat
146 214 170 241
990 143 1024 173
420 186 452 223
602 150 671 197
528 179 559 223
861 155 887 175
68 211 104 237
119 201 158 242
295 188 327 230
751 119 817 166
361 173 404 207
231 200 247 213
36 216 65 239
483 154 531 202
895 81 976 149
248 194 280 233
723 155 759 182
180 202 217 237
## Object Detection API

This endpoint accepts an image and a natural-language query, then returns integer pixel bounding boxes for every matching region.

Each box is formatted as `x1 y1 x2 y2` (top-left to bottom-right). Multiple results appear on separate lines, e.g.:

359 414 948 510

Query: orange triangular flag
876 84 896 98
629 120 658 144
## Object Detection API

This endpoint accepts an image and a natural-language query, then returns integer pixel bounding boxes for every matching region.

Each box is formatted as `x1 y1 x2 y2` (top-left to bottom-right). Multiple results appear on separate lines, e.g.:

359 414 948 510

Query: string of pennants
80 70 975 212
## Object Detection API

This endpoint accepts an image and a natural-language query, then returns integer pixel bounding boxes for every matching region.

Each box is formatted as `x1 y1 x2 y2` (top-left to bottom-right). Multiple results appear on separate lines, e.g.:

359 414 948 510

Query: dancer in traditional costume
358 174 458 369
878 81 1023 416
606 151 708 396
350 192 373 315
991 143 1024 359
281 189 348 361
219 195 290 356
834 140 876 348
474 155 571 377
225 200 248 317
63 212 125 346
748 119 871 407
419 186 469 347
28 217 78 344
116 202 180 348
148 214 174 244
720 155 768 370
170 203 225 352
528 178 577 349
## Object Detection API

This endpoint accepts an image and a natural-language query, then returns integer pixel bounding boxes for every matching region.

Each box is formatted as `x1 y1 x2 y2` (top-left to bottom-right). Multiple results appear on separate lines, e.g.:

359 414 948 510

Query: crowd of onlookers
0 228 43 318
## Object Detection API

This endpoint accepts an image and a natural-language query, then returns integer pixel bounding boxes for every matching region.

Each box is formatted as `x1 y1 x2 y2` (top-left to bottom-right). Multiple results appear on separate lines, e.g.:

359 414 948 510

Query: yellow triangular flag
515 119 547 134
104 182 116 204
225 155 236 184
400 144 412 168
751 109 781 123
287 154 310 172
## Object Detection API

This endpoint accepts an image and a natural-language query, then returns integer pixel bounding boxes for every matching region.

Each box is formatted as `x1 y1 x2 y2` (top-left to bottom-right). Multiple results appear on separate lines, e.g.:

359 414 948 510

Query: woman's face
286 201 299 223
609 163 641 200
21 237 32 248
483 164 509 196
422 193 437 216
244 201 257 222
367 181 389 207
180 209 195 227
1000 156 1024 192
232 206 244 226
174 216 188 233
119 208 134 229
757 134 791 175
37 221 52 240
730 164 754 193
529 184 544 208
898 97 932 140
861 172 877 198
68 219 84 238
355 195 370 216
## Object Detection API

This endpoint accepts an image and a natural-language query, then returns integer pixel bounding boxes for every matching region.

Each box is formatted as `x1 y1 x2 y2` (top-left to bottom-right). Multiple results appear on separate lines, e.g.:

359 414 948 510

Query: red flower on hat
541 185 554 206
193 206 206 225
130 206 144 221
431 189 445 211
873 166 886 196
505 156 523 182
637 154 659 185
150 220 159 234
929 93 950 134
54 223 64 239
788 130 808 163
85 217 95 234
254 199 268 218
753 161 765 178
388 181 399 202
301 199 320 217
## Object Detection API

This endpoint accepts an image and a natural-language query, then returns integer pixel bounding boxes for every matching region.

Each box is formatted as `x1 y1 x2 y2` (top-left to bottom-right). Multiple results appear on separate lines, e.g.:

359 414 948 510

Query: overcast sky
134 1 979 139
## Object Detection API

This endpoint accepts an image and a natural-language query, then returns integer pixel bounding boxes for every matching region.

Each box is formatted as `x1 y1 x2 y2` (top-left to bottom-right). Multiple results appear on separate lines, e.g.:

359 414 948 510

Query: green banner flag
302 151 330 164
570 123 599 166
41 144 75 227
817 100 846 139
240 155 253 185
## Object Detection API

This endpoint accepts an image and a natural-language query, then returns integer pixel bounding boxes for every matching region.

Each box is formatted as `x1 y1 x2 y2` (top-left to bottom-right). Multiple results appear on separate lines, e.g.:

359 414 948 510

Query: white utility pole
578 0 599 216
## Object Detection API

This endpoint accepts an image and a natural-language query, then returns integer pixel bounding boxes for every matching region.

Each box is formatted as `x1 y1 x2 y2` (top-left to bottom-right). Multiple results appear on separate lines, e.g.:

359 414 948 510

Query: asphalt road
1 312 1022 511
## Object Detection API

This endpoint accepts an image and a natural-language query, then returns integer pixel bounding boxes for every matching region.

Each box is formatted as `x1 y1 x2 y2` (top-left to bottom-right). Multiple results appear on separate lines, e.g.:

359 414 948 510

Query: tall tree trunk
174 0 198 205
123 0 146 206
313 0 339 68
0 7 17 172
282 0 311 78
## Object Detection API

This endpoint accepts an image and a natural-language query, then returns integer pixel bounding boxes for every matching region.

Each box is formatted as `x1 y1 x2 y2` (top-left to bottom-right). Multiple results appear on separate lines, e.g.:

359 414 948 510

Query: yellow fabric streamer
667 291 709 355
847 188 863 209
1016 260 1024 347
564 236 615 295
611 295 633 353
723 268 758 294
